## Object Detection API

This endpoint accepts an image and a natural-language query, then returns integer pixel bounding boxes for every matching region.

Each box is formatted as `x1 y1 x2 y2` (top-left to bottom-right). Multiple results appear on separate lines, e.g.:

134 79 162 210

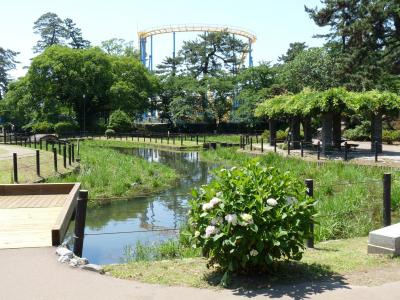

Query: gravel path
0 247 399 300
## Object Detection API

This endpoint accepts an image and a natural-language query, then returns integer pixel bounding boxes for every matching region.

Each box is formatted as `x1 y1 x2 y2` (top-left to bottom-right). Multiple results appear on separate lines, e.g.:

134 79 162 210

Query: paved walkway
1 247 400 300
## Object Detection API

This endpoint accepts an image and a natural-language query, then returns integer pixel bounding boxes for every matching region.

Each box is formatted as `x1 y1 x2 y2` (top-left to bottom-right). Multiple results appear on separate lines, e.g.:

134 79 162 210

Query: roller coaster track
138 24 257 43
138 24 256 70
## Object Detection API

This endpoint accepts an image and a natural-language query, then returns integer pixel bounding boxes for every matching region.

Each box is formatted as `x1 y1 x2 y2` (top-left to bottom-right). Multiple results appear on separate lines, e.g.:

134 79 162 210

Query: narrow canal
65 148 218 264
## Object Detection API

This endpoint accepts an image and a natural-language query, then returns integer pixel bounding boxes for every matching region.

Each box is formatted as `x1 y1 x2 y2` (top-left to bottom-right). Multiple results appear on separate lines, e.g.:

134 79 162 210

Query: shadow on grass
204 261 349 300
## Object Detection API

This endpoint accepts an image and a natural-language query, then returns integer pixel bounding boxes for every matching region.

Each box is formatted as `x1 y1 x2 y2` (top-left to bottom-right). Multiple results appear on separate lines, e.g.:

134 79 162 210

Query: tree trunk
269 119 276 146
332 113 342 150
291 117 301 149
321 112 333 155
302 116 312 143
371 112 383 153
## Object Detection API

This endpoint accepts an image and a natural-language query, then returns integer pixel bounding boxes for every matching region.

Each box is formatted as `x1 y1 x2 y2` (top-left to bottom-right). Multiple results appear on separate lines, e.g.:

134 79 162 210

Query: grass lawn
47 140 179 206
199 147 400 242
0 147 76 183
105 237 400 288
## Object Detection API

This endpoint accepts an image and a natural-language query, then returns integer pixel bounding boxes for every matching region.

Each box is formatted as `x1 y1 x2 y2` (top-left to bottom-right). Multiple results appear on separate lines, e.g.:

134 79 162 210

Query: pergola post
302 116 312 143
332 112 342 150
371 112 383 153
321 112 333 155
291 117 301 149
269 119 276 146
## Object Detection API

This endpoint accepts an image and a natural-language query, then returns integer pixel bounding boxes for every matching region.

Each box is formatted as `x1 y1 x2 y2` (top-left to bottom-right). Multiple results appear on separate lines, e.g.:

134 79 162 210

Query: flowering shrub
188 161 315 284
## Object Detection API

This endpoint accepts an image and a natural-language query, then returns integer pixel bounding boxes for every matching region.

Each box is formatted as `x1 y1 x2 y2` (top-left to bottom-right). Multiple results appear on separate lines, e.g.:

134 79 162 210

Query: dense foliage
188 161 315 285
0 45 156 130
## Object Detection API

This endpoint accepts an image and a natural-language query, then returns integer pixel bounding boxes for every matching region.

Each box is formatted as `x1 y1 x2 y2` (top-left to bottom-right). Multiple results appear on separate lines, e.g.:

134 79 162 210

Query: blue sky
1 0 327 78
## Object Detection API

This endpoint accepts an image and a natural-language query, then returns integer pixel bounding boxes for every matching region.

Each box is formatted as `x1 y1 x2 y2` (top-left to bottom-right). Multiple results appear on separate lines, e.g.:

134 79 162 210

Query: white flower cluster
205 225 219 238
202 197 222 211
239 213 254 226
224 214 238 226
250 249 259 256
266 198 278 207
285 196 297 205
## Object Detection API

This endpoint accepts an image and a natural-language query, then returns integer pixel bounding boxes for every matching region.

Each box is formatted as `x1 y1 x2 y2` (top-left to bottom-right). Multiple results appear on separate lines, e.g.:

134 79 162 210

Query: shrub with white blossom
188 161 315 285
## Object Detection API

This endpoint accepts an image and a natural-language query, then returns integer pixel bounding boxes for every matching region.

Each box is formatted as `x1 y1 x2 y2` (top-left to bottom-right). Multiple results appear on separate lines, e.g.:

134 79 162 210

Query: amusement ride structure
138 24 257 71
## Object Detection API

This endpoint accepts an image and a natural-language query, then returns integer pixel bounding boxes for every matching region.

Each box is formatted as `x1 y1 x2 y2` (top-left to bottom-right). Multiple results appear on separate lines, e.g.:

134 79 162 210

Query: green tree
64 18 90 49
306 0 400 90
0 47 19 99
109 55 157 117
279 47 339 93
101 38 138 58
278 42 308 63
179 31 248 78
33 12 68 52
232 63 279 125
108 109 132 132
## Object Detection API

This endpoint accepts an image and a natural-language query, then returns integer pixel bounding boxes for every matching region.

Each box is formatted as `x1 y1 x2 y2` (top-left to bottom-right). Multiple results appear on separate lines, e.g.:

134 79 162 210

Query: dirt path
0 247 399 300
0 144 37 160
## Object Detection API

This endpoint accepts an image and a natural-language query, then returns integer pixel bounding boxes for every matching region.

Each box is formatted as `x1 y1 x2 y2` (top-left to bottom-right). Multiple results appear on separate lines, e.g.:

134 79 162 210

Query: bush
54 122 77 135
187 161 315 285
383 130 400 144
31 121 54 134
343 121 370 141
105 129 115 137
261 129 288 142
108 110 132 133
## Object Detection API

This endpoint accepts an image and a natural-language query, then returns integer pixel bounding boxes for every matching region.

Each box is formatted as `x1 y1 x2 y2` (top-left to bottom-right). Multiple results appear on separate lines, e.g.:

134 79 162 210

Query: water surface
65 148 217 264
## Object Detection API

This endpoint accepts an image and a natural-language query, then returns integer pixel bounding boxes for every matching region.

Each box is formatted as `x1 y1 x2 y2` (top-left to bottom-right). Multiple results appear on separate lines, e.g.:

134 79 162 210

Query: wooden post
40 140 42 150
73 190 88 257
180 135 183 146
53 148 58 172
72 144 75 162
383 173 391 227
344 142 348 161
24 138 27 147
29 137 31 148
317 141 321 160
274 139 277 153
63 145 67 168
46 141 48 151
256 135 258 143
68 144 71 166
34 137 37 149
261 138 264 153
300 141 304 157
250 137 253 151
305 179 314 248
173 136 175 145
36 150 40 176
13 153 18 183
196 135 199 145
58 141 61 154
375 141 378 162
287 138 291 155
3 131 5 144
167 136 169 144
269 119 277 146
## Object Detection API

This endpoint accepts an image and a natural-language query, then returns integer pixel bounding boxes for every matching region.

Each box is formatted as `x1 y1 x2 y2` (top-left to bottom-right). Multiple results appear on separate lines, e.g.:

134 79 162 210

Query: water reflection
65 148 217 264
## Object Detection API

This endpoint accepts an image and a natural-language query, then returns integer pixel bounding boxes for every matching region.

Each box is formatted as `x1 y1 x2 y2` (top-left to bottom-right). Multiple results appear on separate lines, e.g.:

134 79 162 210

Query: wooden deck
0 183 80 249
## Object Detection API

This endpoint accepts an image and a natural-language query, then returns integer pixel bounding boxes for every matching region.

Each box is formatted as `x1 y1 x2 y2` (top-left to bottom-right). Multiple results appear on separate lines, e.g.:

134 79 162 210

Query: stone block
368 223 400 255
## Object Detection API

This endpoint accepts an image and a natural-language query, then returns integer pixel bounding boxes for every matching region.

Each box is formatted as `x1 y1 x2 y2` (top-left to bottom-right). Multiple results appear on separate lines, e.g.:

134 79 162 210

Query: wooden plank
0 207 62 249
0 183 75 196
0 182 80 248
51 183 80 245
0 194 67 209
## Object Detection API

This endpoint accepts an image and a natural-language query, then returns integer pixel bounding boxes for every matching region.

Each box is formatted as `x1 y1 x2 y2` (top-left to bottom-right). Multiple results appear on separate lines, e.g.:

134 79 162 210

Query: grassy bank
47 140 178 206
94 136 201 150
199 147 400 242
105 237 400 288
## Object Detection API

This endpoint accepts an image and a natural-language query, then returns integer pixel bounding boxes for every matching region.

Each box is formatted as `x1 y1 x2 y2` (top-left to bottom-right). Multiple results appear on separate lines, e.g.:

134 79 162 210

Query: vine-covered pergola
255 88 400 154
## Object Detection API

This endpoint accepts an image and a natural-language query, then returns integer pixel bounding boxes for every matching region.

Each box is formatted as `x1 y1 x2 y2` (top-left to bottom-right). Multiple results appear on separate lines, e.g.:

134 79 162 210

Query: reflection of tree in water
84 147 218 232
